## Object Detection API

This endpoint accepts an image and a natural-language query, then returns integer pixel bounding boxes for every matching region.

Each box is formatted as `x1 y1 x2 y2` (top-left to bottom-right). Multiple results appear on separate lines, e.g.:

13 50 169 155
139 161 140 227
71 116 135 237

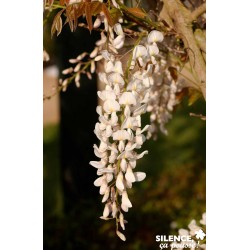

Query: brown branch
191 3 206 21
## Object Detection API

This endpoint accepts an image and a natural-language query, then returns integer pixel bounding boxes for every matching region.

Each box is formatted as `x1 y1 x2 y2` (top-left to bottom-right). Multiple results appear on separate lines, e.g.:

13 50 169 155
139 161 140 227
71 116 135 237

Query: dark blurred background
43 1 205 249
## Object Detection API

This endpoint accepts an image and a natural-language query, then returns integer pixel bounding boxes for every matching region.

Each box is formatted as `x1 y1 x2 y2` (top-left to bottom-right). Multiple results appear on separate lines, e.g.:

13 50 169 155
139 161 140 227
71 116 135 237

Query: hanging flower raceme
90 27 164 241
146 60 182 139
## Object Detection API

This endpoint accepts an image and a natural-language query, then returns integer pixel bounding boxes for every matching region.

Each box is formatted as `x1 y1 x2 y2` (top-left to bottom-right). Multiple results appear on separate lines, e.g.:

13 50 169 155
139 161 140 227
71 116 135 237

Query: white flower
90 47 99 58
113 35 125 49
133 45 148 59
105 61 114 73
121 191 132 208
113 130 130 141
94 176 105 187
119 92 137 106
125 165 136 182
136 150 148 159
99 178 108 194
113 61 123 75
114 23 124 36
103 99 120 113
148 43 159 56
90 27 155 239
116 171 124 191
101 50 112 61
188 220 200 236
98 72 109 84
97 90 116 101
108 73 125 85
102 187 110 202
116 230 126 241
122 117 139 129
103 203 110 217
179 229 189 236
119 212 125 230
133 104 147 116
90 161 106 169
93 16 102 28
147 30 164 44
200 213 206 225
112 201 117 218
135 134 146 147
134 172 146 182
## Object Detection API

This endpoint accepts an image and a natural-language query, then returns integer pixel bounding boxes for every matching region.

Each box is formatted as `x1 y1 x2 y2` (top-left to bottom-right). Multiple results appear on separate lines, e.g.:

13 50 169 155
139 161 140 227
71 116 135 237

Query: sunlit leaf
110 7 122 24
102 4 114 26
85 2 93 32
188 88 203 106
126 7 147 18
51 9 64 37
90 1 102 15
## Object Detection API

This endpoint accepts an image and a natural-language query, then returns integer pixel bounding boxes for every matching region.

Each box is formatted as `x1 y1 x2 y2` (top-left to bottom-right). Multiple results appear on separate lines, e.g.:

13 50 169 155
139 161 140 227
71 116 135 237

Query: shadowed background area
43 2 205 249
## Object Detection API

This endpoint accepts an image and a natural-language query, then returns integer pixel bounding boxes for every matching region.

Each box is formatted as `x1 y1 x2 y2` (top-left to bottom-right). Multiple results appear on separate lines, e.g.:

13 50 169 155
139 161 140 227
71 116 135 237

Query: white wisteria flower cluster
146 60 182 139
90 26 165 240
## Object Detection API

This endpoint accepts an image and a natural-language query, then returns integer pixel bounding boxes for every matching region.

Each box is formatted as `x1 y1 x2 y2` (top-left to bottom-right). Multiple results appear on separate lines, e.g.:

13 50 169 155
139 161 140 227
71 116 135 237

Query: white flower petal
134 172 146 182
125 143 137 152
133 104 147 116
200 213 206 225
133 45 148 59
118 140 125 152
103 99 120 114
90 161 105 169
116 171 124 191
94 176 105 187
103 203 110 218
119 213 125 230
105 125 112 137
122 191 132 208
108 73 125 85
114 23 124 36
93 16 102 28
119 92 137 106
125 165 136 182
113 130 130 141
111 112 118 125
101 50 111 60
100 179 108 195
113 35 125 49
96 106 102 116
113 61 123 75
102 187 110 202
114 83 120 95
120 158 127 172
105 61 114 73
121 203 128 212
147 30 164 44
90 47 99 58
136 150 148 159
124 105 131 117
135 134 145 147
129 159 136 168
98 72 108 84
116 230 126 241
148 43 159 56
179 229 189 236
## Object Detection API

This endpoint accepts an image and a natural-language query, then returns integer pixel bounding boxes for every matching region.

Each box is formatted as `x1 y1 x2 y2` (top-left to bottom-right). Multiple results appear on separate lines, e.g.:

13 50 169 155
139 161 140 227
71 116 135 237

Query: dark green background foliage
44 98 205 250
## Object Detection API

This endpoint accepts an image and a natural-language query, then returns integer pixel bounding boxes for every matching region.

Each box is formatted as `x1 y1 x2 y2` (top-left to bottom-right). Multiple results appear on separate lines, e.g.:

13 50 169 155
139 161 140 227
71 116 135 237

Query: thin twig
190 113 206 120
191 3 206 21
